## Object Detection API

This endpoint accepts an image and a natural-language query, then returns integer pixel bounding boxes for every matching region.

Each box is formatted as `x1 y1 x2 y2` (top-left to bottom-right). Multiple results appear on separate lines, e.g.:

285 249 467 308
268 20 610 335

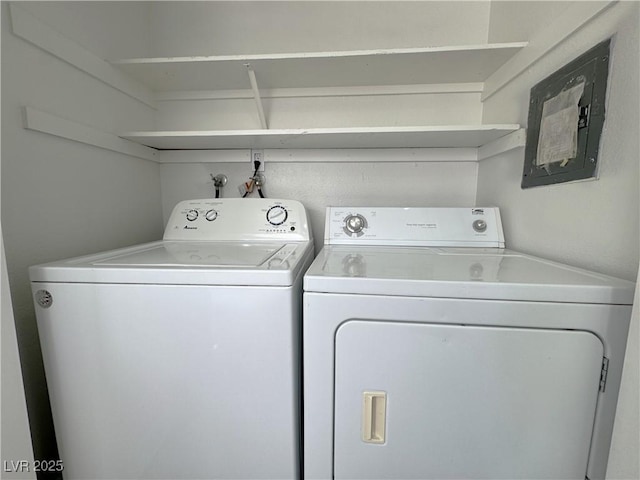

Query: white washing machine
30 198 313 480
303 207 634 480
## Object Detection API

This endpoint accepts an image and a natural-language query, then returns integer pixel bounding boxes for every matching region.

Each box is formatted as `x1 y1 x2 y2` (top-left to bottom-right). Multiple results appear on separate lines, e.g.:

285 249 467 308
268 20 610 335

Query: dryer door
334 321 603 480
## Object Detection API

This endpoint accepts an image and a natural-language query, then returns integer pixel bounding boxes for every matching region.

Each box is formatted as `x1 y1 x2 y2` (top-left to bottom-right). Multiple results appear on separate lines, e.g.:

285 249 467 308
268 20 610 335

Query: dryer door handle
362 391 387 444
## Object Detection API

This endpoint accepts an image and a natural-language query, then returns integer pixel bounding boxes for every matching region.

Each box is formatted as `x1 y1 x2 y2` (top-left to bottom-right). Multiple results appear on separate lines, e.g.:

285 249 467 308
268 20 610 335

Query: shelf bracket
245 63 268 129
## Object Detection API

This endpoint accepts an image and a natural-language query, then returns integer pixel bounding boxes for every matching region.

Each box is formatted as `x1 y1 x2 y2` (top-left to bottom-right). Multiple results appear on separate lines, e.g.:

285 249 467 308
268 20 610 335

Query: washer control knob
186 209 199 221
472 219 487 233
205 209 218 222
344 214 367 234
267 205 288 226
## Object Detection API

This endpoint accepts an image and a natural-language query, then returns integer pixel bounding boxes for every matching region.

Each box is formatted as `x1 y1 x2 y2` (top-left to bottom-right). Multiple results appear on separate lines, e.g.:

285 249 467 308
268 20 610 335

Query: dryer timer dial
472 219 487 233
344 214 367 235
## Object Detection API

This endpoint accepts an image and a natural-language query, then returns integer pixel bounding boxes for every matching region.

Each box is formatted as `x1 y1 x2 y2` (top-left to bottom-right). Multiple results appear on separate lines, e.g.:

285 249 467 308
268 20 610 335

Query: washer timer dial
266 205 288 226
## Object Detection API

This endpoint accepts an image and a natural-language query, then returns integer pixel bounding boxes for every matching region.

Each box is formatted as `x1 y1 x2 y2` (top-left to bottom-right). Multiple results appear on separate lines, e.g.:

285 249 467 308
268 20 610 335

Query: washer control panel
164 198 310 242
325 207 504 247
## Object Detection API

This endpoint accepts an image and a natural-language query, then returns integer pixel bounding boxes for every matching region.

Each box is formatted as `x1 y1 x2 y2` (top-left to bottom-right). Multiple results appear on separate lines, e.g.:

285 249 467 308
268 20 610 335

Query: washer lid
30 240 312 286
95 242 284 267
303 246 635 305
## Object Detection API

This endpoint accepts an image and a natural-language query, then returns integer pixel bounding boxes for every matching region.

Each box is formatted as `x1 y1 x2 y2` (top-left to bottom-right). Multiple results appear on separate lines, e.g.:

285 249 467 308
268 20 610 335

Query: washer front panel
35 282 304 479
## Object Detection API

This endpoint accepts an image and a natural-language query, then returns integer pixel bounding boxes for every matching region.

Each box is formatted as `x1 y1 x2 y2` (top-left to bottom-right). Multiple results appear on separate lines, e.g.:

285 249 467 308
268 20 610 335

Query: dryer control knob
344 214 367 234
472 219 487 232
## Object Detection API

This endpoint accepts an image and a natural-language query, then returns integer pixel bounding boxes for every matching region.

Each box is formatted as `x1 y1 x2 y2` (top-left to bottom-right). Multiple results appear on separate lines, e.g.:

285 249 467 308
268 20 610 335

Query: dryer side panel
334 321 604 480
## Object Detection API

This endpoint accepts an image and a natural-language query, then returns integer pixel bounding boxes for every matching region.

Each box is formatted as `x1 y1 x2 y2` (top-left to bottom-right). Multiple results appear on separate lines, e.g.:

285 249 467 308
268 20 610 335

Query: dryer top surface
303 246 635 305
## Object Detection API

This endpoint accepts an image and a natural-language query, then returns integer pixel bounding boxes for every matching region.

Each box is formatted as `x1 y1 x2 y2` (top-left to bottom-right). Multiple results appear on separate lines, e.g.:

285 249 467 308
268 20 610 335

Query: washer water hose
211 174 228 198
241 160 265 198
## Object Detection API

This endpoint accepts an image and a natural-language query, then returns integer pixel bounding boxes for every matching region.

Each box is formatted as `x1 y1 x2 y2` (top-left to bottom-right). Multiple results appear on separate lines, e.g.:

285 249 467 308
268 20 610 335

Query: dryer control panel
164 198 310 242
325 207 504 247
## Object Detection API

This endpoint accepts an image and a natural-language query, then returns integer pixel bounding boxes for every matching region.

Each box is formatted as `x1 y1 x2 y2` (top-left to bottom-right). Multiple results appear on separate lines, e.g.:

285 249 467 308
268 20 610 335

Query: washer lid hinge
599 357 610 392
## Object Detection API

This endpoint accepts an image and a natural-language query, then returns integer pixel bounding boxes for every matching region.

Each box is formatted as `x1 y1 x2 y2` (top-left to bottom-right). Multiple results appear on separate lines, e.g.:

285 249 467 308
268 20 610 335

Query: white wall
153 1 490 234
1 131 36 479
151 1 489 133
150 1 491 56
479 1 639 282
1 2 162 467
607 272 639 480
480 2 639 477
1 232 36 480
156 93 483 131
161 159 479 248
16 1 153 60
2 2 637 477
488 1 574 43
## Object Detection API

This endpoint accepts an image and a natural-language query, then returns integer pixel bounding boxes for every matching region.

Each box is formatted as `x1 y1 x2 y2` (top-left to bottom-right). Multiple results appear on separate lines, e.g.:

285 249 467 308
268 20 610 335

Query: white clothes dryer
303 206 634 480
30 198 313 480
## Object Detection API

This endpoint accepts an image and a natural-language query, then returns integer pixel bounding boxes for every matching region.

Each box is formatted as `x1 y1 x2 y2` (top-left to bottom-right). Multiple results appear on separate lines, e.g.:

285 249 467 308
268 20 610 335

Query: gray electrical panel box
522 39 610 189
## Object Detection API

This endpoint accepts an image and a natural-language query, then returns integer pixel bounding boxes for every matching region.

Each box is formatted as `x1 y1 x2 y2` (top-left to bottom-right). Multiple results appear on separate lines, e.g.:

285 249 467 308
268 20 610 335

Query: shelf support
23 106 157 162
477 128 526 161
245 64 268 129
